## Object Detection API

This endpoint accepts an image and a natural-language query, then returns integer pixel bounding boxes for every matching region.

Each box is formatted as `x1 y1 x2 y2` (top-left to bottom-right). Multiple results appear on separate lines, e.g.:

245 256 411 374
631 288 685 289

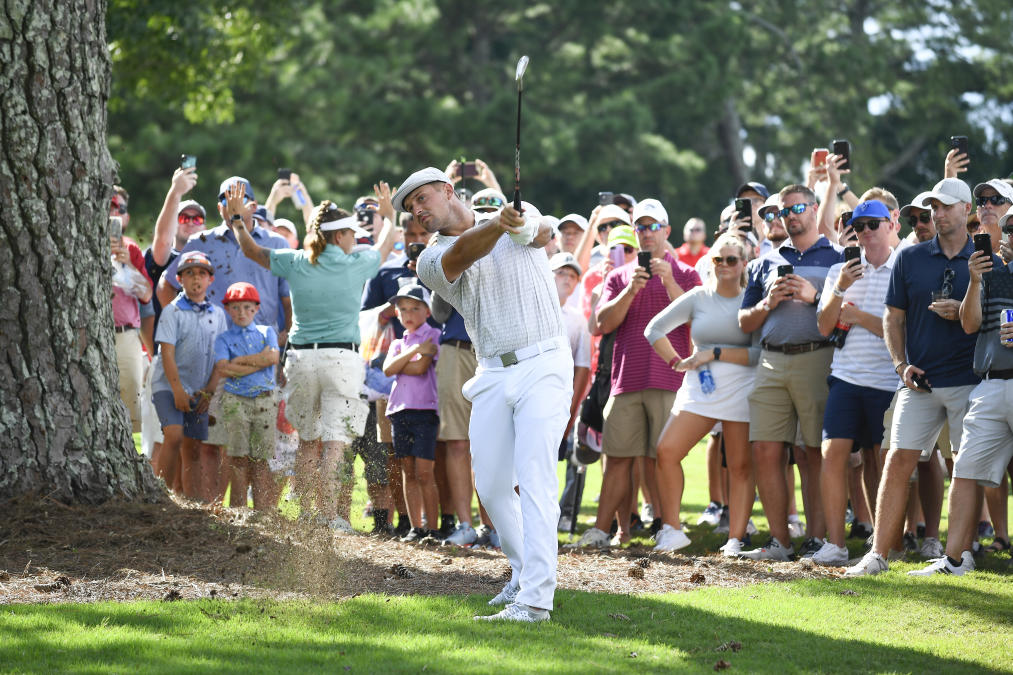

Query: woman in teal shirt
226 182 395 530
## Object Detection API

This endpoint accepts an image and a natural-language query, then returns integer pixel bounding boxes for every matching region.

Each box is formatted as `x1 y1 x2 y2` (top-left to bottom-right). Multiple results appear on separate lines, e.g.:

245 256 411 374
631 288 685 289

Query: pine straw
0 495 840 605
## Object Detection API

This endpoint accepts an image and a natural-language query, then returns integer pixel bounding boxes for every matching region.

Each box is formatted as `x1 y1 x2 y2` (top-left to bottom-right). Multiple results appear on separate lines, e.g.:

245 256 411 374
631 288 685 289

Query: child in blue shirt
150 251 228 500
213 282 280 510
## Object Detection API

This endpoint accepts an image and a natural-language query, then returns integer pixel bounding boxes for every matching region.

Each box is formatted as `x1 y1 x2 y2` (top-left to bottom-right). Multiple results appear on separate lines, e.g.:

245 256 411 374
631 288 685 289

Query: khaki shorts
219 390 278 460
283 347 368 444
881 391 952 458
890 385 973 461
436 342 476 441
375 398 393 444
602 389 676 458
748 347 833 447
952 379 1013 487
115 329 144 433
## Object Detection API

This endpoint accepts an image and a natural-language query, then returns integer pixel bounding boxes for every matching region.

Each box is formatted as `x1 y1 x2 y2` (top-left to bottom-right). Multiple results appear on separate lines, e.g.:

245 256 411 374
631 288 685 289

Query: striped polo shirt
818 249 899 392
742 236 844 346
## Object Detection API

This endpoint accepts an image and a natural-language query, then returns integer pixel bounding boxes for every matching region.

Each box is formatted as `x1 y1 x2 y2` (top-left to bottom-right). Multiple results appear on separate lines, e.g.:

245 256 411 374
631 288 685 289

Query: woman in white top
643 234 759 555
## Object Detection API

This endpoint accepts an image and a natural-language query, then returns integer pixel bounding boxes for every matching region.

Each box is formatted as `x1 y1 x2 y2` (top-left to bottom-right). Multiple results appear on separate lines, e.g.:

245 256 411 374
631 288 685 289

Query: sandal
985 537 1010 553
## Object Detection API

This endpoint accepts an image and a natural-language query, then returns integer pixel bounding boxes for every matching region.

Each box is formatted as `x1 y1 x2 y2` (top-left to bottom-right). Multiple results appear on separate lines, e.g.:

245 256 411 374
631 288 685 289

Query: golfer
394 167 572 623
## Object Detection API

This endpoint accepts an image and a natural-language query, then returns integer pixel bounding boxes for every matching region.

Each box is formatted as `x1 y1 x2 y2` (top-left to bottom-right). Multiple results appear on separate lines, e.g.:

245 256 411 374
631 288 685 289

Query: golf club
513 55 529 212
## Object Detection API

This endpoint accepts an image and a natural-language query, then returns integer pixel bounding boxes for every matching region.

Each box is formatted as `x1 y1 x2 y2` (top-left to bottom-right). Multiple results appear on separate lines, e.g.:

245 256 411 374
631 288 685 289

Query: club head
515 55 529 83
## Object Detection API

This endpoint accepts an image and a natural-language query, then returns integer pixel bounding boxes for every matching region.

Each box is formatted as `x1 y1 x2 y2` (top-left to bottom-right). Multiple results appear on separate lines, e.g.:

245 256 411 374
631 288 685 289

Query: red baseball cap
223 282 260 304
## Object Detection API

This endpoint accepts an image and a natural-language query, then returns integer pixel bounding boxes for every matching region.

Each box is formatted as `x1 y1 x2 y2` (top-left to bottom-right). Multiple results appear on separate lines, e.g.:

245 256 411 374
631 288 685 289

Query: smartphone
777 264 793 277
460 161 478 178
638 251 652 277
974 232 991 256
277 168 292 181
357 209 373 225
832 139 851 170
610 245 626 268
844 246 861 264
108 216 123 240
734 198 752 223
813 148 828 167
180 154 197 170
911 373 932 392
407 242 426 261
950 135 969 158
598 191 615 206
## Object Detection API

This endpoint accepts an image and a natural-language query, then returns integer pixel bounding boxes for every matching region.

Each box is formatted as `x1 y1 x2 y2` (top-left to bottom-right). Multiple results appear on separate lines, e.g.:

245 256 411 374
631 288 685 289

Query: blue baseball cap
847 199 891 225
217 176 255 202
736 181 770 199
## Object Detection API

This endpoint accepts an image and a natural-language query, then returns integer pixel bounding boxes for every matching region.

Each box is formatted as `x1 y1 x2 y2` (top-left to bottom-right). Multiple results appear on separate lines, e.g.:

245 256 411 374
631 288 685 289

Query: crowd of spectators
110 144 1013 577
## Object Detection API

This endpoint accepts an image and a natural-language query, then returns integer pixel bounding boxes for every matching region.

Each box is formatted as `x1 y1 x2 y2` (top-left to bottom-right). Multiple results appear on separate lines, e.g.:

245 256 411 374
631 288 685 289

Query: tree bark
0 0 161 502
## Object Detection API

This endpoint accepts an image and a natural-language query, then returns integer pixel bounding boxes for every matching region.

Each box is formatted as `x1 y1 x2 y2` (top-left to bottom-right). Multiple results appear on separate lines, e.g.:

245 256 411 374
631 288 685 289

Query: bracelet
667 356 680 369
837 184 850 199
894 362 908 374
832 285 845 298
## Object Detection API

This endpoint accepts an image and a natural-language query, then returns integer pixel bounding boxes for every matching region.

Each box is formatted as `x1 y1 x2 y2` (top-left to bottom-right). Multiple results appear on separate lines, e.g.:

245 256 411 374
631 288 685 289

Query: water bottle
828 301 855 349
698 366 716 395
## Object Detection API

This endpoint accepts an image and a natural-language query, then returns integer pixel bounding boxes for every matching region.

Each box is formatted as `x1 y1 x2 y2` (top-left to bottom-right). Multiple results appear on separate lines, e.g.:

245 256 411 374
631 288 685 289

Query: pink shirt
603 251 700 395
386 322 441 415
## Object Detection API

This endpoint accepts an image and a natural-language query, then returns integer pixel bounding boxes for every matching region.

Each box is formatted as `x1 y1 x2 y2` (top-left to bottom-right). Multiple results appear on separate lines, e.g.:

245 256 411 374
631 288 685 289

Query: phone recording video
950 136 969 158
598 191 615 207
180 154 197 170
832 139 851 170
407 243 426 261
638 251 652 278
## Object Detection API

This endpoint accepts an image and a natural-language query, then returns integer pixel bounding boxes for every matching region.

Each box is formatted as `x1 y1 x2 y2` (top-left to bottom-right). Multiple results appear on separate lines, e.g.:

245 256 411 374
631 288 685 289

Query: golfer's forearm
442 218 505 281
233 225 272 270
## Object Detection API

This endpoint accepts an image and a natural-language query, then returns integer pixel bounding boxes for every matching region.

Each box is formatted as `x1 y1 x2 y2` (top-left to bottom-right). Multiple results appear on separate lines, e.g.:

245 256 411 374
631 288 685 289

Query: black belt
288 341 357 351
114 325 137 333
985 369 1013 380
442 339 473 350
762 341 830 355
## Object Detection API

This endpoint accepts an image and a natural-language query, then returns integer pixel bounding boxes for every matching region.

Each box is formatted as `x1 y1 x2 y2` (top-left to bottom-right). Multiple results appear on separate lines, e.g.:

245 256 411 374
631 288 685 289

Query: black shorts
390 409 440 461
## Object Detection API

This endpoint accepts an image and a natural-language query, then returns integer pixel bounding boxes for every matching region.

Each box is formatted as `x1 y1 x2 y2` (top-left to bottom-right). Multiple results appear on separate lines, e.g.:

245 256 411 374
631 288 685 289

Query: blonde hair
306 200 350 264
711 233 749 288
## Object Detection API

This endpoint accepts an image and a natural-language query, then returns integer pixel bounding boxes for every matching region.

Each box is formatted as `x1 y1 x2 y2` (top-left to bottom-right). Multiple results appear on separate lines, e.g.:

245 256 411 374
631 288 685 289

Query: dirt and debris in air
0 494 841 605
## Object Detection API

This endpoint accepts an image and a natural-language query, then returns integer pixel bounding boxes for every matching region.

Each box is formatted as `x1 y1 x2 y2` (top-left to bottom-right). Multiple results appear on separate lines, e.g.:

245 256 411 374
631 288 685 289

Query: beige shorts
375 398 393 444
881 391 953 458
115 329 144 433
748 347 833 447
283 347 368 444
954 379 1013 487
436 342 476 441
890 385 973 461
602 388 676 458
219 390 278 460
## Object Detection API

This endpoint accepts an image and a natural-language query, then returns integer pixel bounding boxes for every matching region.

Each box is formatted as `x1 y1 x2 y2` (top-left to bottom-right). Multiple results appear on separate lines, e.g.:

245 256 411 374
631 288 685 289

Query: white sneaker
642 503 655 522
557 516 572 533
720 538 744 557
327 516 355 534
563 527 610 549
844 551 888 577
738 538 793 561
697 501 722 526
489 582 519 606
444 523 477 546
812 541 849 566
787 516 805 540
919 536 944 559
474 602 549 622
653 524 691 552
908 551 974 576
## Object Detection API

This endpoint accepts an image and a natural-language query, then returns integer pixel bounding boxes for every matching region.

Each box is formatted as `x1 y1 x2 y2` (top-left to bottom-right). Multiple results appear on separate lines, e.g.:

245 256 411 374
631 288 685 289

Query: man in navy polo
847 178 981 577
737 183 844 561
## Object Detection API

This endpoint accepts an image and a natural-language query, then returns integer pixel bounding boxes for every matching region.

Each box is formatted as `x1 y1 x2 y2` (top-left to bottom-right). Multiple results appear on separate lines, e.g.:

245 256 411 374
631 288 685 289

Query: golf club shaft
513 86 522 211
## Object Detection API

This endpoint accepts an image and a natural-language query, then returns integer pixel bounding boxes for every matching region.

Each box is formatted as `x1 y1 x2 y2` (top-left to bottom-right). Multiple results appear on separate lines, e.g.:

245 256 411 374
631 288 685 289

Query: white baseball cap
549 251 582 276
758 194 780 217
631 198 669 226
899 191 934 219
392 167 454 212
922 178 972 206
597 203 631 226
557 213 589 231
273 218 298 236
972 179 1013 203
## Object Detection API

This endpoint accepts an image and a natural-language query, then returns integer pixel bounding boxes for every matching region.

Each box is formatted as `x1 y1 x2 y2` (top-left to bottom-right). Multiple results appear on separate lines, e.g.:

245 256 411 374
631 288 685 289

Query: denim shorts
152 390 209 441
821 376 894 449
389 409 439 461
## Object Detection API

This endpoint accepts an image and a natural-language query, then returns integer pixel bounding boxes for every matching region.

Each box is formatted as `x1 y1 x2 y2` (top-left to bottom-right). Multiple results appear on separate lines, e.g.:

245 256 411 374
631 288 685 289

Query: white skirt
672 360 755 423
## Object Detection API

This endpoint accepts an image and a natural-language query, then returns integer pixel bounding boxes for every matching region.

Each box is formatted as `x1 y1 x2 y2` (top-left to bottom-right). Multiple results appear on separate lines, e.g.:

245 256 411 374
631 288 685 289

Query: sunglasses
851 219 884 233
597 220 623 233
110 201 128 215
778 202 815 218
1002 223 1013 236
178 213 205 226
711 255 741 266
761 210 780 223
612 245 636 255
976 195 1011 207
907 212 931 227
635 222 663 233
473 196 505 209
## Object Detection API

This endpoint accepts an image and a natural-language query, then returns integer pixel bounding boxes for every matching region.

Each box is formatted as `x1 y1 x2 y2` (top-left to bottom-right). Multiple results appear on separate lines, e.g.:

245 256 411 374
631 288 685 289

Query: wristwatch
837 184 850 199
811 290 822 306
712 347 722 361
230 214 243 222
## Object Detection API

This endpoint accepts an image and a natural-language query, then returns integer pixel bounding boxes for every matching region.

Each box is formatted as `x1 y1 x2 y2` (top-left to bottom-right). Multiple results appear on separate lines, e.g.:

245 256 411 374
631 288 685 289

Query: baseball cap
392 167 453 212
736 181 771 199
613 193 637 209
223 282 260 305
472 187 507 212
922 178 972 206
972 179 1013 203
899 192 933 218
176 251 215 275
607 225 638 250
549 252 583 276
758 194 780 217
631 198 669 226
999 211 1013 232
847 200 891 225
387 284 430 307
218 176 255 202
598 203 631 226
557 213 589 231
273 218 297 236
252 206 274 226
177 199 205 218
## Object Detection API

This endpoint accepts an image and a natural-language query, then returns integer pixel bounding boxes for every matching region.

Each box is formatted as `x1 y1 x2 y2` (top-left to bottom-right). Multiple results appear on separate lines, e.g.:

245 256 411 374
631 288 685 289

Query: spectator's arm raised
960 249 991 333
151 167 197 266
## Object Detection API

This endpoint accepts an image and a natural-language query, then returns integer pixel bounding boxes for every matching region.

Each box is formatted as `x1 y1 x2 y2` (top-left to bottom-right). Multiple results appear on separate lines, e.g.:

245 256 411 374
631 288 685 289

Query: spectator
971 179 1013 253
847 178 980 576
574 203 631 275
733 181 770 247
149 252 228 499
445 158 503 195
212 282 280 510
675 218 709 268
382 285 442 543
737 184 843 561
146 167 203 323
645 233 759 555
471 187 507 215
570 198 701 548
899 193 936 248
270 218 300 249
556 214 590 256
811 200 900 565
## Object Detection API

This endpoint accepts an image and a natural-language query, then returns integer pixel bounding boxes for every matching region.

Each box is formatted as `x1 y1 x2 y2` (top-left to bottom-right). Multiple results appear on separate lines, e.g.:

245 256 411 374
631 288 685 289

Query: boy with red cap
213 282 281 509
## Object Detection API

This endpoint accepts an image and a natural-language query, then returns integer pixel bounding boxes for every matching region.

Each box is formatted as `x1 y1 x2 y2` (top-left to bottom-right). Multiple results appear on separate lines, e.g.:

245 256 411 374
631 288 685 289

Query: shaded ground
0 495 841 605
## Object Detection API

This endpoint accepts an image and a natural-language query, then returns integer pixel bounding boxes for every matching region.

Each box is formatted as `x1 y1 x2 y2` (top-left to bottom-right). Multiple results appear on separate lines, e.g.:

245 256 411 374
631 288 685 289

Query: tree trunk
0 0 161 502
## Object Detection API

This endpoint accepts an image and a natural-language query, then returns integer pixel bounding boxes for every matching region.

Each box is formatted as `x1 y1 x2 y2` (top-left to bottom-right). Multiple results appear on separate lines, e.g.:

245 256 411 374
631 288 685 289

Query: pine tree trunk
0 0 161 502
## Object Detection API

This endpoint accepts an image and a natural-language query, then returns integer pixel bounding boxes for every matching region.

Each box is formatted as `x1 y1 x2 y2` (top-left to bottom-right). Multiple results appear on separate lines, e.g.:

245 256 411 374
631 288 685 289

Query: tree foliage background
108 0 1013 243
